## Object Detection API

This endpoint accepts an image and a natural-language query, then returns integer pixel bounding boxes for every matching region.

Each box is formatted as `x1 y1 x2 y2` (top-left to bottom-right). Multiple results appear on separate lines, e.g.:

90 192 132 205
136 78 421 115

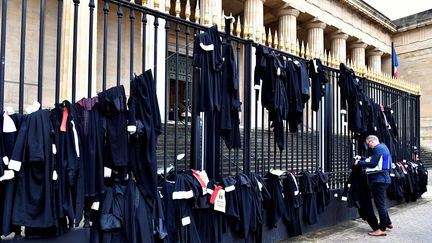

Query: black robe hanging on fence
128 70 162 201
300 171 318 225
0 113 23 236
51 101 85 228
309 58 328 111
283 173 302 237
98 85 128 168
11 110 56 229
265 172 287 228
74 97 105 198
219 31 241 149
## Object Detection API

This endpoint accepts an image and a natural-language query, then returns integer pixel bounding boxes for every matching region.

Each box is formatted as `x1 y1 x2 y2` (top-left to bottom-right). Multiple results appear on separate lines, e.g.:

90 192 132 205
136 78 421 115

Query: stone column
278 8 299 46
381 55 392 75
306 21 327 55
244 0 265 39
350 41 367 67
330 31 348 64
60 1 98 101
200 0 222 26
367 49 383 72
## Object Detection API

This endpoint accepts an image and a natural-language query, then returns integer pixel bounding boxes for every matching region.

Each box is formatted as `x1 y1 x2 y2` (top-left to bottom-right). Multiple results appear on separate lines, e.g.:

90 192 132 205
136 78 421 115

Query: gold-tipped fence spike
267 28 271 46
300 41 305 58
295 39 300 56
256 29 262 43
185 0 191 20
262 27 266 44
236 17 241 37
286 41 291 53
175 0 181 17
305 43 310 59
195 4 200 23
221 10 225 31
279 34 284 51
274 31 279 49
142 0 148 6
323 51 327 66
229 13 234 35
165 0 170 13
212 14 218 26
154 0 159 9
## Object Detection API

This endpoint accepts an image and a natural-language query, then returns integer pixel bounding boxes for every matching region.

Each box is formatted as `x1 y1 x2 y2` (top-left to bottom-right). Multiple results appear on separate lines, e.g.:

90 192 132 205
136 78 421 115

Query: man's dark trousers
371 183 392 231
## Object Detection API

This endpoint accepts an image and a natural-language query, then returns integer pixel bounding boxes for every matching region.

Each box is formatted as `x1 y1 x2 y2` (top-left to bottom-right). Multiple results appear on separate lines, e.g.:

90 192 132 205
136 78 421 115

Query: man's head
365 135 380 149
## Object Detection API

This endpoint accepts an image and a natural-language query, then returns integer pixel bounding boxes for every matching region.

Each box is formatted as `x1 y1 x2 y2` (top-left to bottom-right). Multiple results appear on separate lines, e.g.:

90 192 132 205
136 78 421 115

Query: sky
363 0 432 20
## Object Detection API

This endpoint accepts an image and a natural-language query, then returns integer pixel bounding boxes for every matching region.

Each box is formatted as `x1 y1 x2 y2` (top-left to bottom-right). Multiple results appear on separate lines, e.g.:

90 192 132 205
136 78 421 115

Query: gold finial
165 0 170 13
204 10 210 25
195 3 200 23
274 31 279 49
256 29 262 43
142 0 148 6
300 41 305 58
323 51 328 66
236 17 241 37
266 28 271 46
154 0 159 9
175 0 181 17
262 27 266 44
306 43 310 59
185 0 191 20
230 13 234 35
279 34 284 51
331 52 336 67
212 14 218 26
295 39 300 56
221 10 225 31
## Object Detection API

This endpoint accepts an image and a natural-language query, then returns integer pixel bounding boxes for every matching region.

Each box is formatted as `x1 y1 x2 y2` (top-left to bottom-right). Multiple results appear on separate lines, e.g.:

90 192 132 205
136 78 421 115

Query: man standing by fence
355 135 393 236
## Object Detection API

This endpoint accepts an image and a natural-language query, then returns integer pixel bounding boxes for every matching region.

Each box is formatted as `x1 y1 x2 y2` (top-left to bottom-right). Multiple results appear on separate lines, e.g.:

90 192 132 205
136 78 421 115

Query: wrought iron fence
0 0 421 189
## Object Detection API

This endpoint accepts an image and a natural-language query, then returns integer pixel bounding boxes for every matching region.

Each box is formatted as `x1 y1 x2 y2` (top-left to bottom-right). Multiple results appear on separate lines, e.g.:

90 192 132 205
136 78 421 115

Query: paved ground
284 170 432 243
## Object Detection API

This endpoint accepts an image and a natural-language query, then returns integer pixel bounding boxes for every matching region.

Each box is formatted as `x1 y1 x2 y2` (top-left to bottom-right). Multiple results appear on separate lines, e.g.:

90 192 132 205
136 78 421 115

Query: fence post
243 40 253 175
191 66 201 170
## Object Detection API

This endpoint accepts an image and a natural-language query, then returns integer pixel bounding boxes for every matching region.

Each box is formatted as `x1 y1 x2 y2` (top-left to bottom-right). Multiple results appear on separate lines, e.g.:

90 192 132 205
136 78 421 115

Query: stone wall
393 24 432 149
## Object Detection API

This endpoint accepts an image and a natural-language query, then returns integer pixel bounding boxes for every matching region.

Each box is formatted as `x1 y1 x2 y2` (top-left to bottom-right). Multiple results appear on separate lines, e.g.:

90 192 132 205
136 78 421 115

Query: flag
393 47 399 79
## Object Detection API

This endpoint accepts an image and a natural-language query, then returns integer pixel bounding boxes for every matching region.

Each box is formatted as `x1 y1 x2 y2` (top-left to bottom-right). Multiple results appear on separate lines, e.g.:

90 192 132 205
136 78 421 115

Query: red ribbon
60 108 69 132
210 185 222 204
191 169 207 189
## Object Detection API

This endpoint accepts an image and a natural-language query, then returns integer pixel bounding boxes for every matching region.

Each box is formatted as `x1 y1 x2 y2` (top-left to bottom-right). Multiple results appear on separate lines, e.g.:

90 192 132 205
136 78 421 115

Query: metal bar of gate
129 4 135 82
117 3 123 86
185 25 190 169
163 20 170 176
0 0 6 110
102 0 109 91
18 0 27 113
88 0 95 98
38 0 46 104
243 40 252 175
55 0 63 103
71 0 79 102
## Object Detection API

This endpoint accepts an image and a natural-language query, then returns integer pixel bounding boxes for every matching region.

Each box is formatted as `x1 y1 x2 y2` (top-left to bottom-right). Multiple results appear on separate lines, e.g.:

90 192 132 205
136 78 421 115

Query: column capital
350 41 368 49
305 20 327 30
366 48 384 57
329 31 349 40
277 8 300 18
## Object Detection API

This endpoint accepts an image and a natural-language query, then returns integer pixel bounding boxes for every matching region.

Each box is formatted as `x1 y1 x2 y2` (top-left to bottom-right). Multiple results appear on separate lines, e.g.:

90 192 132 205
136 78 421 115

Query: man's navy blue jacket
359 143 391 185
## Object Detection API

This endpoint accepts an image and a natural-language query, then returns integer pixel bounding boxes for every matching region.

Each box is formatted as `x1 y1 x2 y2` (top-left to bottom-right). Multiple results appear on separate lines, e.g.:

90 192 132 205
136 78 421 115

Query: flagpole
391 42 395 78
